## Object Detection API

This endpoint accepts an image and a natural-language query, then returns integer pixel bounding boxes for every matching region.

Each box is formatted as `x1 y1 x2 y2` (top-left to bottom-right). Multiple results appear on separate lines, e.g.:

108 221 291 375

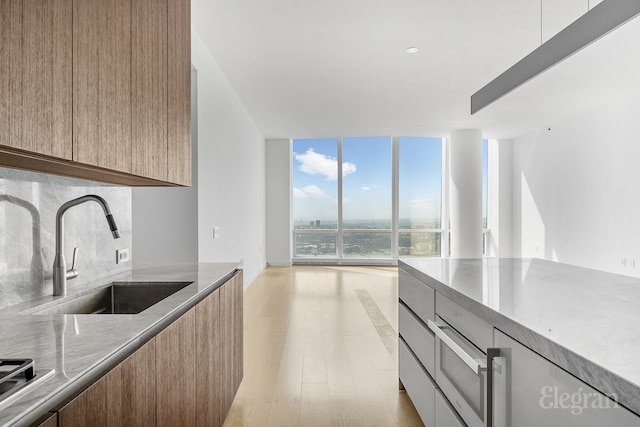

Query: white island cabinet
398 259 640 427
493 330 640 427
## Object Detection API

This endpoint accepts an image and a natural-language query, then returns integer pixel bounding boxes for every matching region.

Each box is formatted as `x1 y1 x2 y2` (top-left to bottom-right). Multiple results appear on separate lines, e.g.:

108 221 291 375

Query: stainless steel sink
30 282 192 315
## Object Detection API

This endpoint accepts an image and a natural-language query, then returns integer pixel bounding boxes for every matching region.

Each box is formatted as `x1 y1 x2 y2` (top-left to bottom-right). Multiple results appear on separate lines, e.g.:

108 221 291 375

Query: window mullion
337 137 343 262
392 136 399 262
441 137 450 258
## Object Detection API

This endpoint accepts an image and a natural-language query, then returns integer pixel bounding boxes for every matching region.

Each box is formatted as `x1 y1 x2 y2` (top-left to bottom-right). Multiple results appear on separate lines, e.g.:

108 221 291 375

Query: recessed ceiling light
406 47 419 54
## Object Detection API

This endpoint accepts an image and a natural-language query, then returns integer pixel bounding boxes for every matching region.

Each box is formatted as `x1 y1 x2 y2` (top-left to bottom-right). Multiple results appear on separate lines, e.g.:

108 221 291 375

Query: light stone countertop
399 257 640 416
0 262 239 427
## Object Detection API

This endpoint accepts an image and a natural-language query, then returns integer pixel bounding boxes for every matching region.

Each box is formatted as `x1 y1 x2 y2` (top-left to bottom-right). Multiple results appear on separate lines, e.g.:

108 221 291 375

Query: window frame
291 136 447 264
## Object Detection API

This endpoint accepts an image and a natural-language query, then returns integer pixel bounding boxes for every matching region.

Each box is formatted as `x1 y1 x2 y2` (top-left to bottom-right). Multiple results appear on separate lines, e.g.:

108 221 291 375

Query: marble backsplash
0 167 132 309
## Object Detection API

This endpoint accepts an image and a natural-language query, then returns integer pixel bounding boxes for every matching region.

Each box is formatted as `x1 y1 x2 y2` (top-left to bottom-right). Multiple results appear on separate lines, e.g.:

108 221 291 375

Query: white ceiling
192 0 640 140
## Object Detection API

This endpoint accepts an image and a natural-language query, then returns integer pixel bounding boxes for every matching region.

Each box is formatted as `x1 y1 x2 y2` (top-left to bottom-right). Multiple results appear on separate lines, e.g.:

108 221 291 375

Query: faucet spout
53 195 121 296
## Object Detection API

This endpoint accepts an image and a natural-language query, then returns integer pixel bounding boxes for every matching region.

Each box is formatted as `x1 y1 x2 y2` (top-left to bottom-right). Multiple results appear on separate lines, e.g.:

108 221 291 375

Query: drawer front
399 337 436 427
494 329 640 427
435 389 467 427
399 269 435 323
399 301 435 376
434 315 485 427
436 292 492 350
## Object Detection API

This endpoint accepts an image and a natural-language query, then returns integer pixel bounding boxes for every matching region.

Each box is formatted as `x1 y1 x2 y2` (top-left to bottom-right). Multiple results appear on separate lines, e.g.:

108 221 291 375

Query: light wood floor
223 265 424 427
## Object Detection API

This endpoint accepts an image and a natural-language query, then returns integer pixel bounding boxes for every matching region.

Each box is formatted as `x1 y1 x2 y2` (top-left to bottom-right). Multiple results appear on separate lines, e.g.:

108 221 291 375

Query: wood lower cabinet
58 376 108 427
0 0 72 160
30 412 57 427
220 270 244 423
58 338 157 427
156 308 196 426
55 271 242 427
195 288 222 427
106 338 157 426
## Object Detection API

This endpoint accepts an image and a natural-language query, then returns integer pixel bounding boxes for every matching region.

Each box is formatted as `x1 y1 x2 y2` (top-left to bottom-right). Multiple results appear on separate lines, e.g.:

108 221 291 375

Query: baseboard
266 260 292 267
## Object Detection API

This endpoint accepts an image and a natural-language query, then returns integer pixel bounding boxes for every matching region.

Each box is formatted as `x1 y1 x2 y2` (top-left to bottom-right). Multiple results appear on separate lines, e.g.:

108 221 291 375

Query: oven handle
486 348 501 427
427 319 486 375
427 319 502 427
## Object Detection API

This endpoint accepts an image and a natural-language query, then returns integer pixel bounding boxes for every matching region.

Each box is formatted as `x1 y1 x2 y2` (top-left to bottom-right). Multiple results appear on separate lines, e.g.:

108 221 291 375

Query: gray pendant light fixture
471 0 640 115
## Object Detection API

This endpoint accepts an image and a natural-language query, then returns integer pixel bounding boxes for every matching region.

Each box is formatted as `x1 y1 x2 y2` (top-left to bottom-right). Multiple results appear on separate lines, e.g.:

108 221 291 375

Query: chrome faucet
53 195 120 296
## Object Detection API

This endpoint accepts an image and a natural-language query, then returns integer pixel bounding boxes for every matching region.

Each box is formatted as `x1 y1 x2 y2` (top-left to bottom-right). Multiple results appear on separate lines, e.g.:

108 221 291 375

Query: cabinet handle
485 348 501 427
427 319 487 375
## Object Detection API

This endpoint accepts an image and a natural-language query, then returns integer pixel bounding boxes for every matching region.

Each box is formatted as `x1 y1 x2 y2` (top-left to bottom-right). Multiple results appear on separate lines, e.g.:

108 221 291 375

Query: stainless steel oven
428 315 500 427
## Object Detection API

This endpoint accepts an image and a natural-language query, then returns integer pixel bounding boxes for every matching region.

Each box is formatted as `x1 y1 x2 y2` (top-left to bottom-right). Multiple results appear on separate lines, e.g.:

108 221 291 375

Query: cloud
294 185 331 199
360 184 377 191
342 161 357 177
294 148 356 180
293 187 307 198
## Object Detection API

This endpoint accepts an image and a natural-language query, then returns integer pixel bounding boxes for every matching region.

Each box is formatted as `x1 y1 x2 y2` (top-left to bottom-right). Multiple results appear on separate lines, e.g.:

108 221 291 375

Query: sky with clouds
292 137 488 226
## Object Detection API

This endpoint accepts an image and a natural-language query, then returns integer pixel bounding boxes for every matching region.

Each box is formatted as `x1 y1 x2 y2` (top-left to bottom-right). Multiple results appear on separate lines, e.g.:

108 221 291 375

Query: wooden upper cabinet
0 0 191 186
168 0 191 186
132 0 191 185
0 0 72 159
132 0 168 182
73 0 132 173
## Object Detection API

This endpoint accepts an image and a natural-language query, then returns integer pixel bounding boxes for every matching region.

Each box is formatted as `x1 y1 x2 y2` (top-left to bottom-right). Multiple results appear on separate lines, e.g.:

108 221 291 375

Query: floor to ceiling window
342 137 392 258
398 136 442 257
292 138 338 258
292 136 444 264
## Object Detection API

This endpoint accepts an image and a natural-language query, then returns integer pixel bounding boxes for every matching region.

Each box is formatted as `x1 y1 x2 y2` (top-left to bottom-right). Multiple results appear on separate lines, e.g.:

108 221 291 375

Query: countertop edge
6 266 239 427
398 260 640 416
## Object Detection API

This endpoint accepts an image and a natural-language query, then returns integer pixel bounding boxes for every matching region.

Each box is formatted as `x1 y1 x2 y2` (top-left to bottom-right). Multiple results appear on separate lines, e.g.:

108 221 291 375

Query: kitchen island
400 257 640 423
0 262 240 427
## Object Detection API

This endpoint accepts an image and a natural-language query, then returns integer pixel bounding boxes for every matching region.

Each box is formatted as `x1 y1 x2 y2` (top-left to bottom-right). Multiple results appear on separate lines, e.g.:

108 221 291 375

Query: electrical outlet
213 227 221 239
116 248 130 264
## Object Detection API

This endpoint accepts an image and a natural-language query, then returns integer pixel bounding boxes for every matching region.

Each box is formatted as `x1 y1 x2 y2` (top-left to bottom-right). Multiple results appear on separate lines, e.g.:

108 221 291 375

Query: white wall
192 29 266 287
266 139 292 266
511 91 640 277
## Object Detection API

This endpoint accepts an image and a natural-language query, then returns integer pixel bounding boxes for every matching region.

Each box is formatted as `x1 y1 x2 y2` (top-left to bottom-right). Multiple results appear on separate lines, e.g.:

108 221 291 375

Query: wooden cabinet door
31 412 57 427
58 376 108 427
232 271 244 395
167 0 191 186
132 0 191 185
106 338 157 426
132 0 168 182
220 271 244 423
73 0 132 173
0 0 72 159
195 288 222 427
156 307 196 426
